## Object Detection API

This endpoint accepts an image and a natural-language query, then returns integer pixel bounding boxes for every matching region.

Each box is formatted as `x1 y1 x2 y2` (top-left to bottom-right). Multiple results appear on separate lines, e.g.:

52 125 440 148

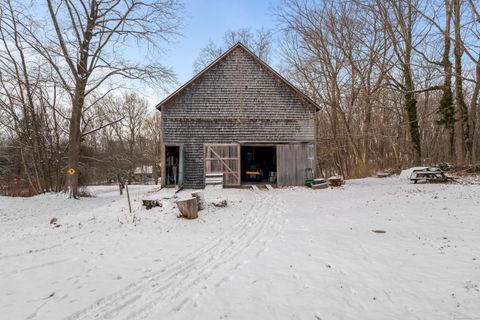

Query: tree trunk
152 164 159 185
438 0 456 162
66 82 87 198
453 0 470 164
403 2 421 166
469 56 480 163
64 1 96 198
362 101 371 165
404 67 422 165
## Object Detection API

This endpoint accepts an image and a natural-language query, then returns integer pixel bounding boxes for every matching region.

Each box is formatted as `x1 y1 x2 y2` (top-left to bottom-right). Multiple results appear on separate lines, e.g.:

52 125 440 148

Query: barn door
277 143 313 186
204 144 241 186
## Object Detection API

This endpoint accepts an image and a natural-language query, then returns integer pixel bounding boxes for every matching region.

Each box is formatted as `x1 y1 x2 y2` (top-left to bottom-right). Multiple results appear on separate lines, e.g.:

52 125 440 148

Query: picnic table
409 167 448 183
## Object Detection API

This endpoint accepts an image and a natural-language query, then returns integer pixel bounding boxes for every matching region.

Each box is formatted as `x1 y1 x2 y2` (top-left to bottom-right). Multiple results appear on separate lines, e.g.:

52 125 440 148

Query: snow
1 178 479 320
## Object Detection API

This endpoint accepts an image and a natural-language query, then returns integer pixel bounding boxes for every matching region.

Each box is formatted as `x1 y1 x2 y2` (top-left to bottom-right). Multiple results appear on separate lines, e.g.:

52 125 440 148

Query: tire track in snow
66 191 269 320
65 189 282 320
124 195 275 319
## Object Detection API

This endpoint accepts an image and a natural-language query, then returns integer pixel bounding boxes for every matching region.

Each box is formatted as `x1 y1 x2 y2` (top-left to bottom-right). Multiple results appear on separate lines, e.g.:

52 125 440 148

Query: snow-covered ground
1 177 479 320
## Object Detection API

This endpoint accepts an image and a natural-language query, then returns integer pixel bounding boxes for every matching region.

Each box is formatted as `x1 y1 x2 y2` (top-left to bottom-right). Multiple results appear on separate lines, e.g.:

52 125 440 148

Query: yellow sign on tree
67 168 76 175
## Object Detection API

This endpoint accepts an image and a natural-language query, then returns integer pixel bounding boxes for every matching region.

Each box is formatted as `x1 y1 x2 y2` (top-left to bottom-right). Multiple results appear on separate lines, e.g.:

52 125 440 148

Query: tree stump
191 191 206 210
176 197 198 219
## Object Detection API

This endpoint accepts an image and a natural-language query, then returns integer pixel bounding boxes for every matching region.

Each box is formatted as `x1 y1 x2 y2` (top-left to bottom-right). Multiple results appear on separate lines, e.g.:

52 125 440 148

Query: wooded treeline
0 0 181 196
0 86 162 195
277 0 480 177
1 0 479 196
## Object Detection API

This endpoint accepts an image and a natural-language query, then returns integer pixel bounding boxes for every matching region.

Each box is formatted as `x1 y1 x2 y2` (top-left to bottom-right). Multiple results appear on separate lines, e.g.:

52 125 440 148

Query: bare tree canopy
0 0 183 197
276 0 480 176
193 28 273 73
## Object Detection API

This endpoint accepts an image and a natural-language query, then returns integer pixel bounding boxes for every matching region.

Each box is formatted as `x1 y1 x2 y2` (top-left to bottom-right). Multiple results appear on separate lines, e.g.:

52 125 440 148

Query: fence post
125 182 132 213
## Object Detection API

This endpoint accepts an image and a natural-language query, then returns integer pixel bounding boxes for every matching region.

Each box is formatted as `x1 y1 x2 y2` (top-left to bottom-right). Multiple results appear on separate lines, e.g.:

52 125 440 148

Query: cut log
191 191 206 210
142 199 162 210
211 199 227 207
328 176 344 187
176 197 198 219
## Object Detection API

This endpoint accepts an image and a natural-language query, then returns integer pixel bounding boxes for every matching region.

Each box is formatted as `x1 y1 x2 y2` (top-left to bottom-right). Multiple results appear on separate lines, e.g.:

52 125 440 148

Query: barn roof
155 42 320 111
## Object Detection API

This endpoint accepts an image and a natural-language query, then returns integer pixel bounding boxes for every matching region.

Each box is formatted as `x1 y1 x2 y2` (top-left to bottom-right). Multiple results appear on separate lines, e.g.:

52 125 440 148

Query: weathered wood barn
156 42 319 189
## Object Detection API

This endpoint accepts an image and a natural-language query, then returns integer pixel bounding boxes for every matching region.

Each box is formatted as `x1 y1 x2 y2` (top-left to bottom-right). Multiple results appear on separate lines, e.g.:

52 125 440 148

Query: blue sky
33 0 282 107
163 0 281 85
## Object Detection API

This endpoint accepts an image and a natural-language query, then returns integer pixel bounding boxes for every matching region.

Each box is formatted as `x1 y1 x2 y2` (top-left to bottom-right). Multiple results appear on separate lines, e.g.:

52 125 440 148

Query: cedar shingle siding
159 44 317 189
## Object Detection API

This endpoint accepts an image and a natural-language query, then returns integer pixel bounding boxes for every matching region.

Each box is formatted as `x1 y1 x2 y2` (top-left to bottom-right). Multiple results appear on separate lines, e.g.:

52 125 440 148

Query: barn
156 42 319 189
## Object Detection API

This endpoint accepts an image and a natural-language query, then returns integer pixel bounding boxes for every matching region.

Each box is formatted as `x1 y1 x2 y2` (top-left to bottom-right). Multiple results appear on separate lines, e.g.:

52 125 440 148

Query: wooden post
125 182 132 213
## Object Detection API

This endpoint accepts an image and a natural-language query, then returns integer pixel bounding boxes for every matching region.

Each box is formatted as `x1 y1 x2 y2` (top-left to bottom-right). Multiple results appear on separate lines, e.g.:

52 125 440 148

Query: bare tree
277 0 399 176
374 0 425 165
436 0 456 161
10 0 183 198
467 0 480 162
143 112 162 184
192 40 224 74
276 0 480 176
452 0 468 163
0 0 68 193
193 28 273 73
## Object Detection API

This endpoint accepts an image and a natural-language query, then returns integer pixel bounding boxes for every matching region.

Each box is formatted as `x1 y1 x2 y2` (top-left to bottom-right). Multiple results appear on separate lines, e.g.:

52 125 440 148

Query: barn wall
161 47 316 188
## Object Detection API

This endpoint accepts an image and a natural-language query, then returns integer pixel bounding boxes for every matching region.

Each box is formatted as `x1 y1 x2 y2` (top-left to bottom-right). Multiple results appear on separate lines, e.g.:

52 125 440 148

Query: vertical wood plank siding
277 144 313 186
161 47 316 188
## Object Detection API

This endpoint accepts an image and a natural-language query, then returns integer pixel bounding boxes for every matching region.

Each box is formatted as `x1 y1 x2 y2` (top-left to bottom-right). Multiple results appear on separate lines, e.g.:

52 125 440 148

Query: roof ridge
155 42 320 111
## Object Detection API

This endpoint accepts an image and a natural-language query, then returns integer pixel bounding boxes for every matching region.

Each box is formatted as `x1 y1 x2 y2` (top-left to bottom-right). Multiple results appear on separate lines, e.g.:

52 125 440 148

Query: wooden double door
276 143 314 186
204 144 241 186
204 143 314 187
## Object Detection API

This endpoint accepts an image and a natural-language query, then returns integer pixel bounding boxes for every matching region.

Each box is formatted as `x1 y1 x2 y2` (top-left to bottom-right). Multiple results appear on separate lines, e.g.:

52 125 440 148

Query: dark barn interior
165 146 179 186
241 146 277 184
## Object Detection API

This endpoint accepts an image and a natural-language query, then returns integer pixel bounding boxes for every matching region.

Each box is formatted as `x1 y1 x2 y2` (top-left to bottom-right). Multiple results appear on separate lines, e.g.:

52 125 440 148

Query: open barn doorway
165 146 183 186
241 146 277 184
